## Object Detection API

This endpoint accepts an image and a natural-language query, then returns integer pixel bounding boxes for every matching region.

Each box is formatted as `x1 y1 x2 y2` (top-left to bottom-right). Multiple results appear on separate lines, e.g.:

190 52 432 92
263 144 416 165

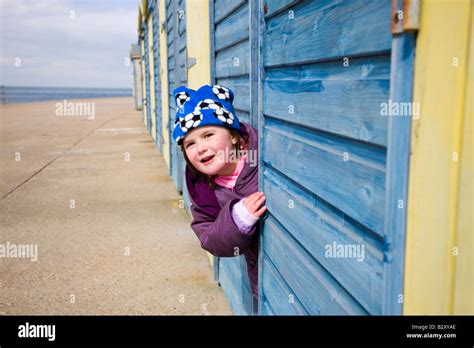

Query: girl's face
183 126 238 176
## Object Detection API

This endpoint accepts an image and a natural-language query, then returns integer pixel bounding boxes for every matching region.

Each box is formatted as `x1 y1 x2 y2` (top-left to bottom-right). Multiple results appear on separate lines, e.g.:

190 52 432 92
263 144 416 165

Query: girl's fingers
254 205 267 217
251 195 266 209
244 192 263 206
249 192 263 201
247 196 266 214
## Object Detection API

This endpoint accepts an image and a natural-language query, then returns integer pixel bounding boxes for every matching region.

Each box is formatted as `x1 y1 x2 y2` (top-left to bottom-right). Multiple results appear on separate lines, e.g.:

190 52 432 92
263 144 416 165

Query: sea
0 86 133 104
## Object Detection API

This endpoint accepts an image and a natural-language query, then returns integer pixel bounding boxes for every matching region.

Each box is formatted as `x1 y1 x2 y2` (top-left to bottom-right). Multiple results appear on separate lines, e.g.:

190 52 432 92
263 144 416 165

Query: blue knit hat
172 84 241 146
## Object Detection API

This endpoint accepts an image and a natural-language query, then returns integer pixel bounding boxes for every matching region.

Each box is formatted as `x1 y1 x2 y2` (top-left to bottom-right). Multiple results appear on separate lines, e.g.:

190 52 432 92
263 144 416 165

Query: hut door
258 0 415 315
210 0 255 315
166 0 187 193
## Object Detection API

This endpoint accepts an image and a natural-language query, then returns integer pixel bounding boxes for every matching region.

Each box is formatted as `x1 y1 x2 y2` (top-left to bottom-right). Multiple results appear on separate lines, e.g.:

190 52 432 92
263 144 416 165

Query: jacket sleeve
189 197 258 257
231 198 261 233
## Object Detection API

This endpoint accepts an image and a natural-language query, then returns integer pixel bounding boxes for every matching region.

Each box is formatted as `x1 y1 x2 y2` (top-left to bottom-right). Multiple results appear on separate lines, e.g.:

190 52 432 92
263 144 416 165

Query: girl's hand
243 191 266 218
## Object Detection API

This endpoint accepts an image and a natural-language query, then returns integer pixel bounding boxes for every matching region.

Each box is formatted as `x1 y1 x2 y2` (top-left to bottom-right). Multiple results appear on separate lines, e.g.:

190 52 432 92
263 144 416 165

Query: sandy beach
0 97 232 314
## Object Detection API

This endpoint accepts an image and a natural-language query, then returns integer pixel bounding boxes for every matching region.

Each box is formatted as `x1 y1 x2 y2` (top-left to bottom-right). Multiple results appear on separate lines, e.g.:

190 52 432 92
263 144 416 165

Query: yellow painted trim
140 38 148 128
159 0 170 168
404 0 472 314
453 1 473 314
185 0 211 89
185 0 212 266
148 15 157 141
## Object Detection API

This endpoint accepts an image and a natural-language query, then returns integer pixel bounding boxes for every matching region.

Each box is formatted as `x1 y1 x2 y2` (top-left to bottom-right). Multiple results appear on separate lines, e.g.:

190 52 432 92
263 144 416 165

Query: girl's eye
204 133 213 139
185 142 194 149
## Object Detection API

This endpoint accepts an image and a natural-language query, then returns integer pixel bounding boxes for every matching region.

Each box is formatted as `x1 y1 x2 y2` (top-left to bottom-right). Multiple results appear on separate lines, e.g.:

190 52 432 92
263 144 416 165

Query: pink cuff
232 199 260 233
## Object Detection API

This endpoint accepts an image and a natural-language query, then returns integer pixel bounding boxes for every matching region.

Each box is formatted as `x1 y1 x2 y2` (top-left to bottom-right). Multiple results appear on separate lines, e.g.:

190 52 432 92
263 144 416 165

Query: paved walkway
0 97 231 315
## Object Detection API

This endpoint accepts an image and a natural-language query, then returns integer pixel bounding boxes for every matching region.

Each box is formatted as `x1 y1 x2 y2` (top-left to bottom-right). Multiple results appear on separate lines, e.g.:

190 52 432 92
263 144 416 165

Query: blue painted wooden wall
151 0 163 153
139 0 415 316
257 0 400 315
143 19 152 135
210 0 254 315
166 0 187 193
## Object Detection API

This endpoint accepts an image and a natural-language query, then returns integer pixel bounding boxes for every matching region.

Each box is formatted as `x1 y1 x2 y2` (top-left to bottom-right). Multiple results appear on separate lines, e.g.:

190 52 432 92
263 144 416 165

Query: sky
0 0 139 88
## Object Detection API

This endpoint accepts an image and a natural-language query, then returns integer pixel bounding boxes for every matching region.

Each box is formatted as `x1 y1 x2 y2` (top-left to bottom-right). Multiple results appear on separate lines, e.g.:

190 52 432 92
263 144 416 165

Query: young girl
172 84 266 314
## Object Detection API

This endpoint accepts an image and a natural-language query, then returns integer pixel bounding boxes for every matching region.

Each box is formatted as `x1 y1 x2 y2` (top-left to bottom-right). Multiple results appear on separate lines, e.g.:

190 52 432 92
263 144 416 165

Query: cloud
0 0 139 88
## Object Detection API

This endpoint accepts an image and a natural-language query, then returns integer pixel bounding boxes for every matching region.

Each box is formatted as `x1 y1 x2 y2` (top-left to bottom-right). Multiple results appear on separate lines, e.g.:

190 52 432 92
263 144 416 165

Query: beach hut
138 5 148 129
137 0 473 316
165 0 188 194
209 0 255 315
138 1 153 136
151 1 163 152
130 44 143 111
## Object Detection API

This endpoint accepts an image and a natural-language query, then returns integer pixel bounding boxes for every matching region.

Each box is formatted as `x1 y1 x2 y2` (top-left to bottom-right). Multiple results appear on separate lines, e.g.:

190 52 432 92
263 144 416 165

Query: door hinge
392 0 420 34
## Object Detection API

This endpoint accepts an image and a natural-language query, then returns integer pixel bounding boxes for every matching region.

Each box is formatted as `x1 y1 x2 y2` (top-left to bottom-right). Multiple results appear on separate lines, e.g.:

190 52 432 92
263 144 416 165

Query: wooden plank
209 0 216 85
140 39 148 128
218 261 246 314
263 166 384 314
178 8 186 35
159 0 171 170
179 34 187 51
215 39 250 78
214 0 246 24
215 1 249 52
264 0 391 67
166 13 174 32
382 26 415 314
249 0 260 128
219 256 253 315
167 54 175 70
233 109 250 125
144 22 152 133
211 0 254 316
152 6 162 151
263 119 386 235
264 0 302 19
256 0 265 315
216 76 250 112
263 55 390 146
262 256 308 315
148 15 157 141
261 297 276 316
263 215 369 315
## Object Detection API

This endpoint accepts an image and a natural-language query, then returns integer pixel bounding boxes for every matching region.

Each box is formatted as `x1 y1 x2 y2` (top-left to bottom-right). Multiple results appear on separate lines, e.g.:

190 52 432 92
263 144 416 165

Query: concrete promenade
0 97 231 315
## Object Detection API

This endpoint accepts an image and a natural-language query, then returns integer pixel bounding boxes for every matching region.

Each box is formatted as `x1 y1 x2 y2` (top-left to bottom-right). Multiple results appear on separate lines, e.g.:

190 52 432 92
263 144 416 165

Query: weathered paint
147 14 157 141
152 1 163 152
404 0 473 314
210 0 254 315
259 0 394 315
140 37 148 128
159 0 171 168
166 0 187 193
130 44 143 111
143 19 152 133
382 0 416 315
135 0 472 316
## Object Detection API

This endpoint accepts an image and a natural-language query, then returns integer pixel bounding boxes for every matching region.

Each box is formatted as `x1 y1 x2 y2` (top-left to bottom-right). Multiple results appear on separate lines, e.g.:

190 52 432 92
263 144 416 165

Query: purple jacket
185 122 260 302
